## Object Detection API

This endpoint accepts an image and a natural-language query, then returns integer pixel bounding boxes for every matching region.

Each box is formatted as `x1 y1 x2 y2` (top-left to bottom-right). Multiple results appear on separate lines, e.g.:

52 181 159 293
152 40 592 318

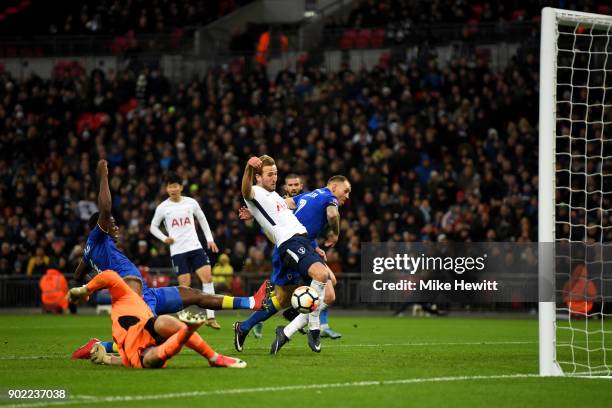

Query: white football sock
202 282 215 319
283 313 309 338
307 280 326 330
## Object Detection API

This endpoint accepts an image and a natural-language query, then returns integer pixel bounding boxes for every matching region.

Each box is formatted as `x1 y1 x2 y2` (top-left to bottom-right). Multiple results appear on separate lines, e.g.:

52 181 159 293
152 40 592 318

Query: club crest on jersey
171 217 192 228
298 247 306 254
276 201 288 212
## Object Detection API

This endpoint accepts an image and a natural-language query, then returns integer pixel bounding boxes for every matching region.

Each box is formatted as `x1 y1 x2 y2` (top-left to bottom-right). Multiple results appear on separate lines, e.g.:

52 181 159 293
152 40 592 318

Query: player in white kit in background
150 173 221 329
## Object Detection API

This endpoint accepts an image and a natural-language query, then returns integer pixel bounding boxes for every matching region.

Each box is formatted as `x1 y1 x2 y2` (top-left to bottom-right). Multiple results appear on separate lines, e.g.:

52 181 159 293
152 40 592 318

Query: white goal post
539 7 612 377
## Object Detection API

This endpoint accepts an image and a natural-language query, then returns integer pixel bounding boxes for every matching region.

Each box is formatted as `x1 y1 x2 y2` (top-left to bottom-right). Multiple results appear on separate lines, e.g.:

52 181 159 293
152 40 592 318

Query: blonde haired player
150 173 221 329
241 155 334 352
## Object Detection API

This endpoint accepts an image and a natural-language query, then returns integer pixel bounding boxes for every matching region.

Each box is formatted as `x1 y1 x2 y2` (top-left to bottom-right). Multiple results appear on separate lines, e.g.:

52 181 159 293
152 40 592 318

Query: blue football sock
100 341 114 353
240 297 278 332
233 297 251 309
320 308 329 325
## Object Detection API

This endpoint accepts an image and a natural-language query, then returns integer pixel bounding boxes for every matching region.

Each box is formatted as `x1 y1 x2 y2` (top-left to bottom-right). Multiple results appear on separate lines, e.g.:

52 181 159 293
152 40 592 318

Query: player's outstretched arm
73 260 89 284
242 157 261 200
325 205 340 247
96 160 112 232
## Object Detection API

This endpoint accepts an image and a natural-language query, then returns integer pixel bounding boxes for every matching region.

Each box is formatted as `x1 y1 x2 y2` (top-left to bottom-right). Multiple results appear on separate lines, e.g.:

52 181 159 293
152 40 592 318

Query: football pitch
0 313 610 408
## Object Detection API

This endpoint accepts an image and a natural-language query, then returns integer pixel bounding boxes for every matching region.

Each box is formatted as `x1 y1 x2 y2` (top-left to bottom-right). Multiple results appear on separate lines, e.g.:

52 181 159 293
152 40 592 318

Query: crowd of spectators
0 0 253 36
329 0 609 29
324 1 610 47
2 0 611 288
0 41 549 282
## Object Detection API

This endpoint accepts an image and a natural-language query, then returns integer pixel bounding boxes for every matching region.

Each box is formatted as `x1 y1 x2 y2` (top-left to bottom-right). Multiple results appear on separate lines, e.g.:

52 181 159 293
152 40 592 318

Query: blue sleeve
325 192 338 207
293 192 306 202
89 225 108 244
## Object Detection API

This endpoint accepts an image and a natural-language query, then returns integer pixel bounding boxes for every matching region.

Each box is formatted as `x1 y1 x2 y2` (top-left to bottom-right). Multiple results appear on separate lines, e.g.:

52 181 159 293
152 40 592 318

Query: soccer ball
291 286 320 314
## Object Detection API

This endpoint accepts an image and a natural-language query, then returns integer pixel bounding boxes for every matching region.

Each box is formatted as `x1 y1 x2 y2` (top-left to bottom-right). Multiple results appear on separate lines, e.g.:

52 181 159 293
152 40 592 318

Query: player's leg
233 255 297 352
234 283 291 351
272 279 335 354
276 237 330 351
178 285 267 311
141 315 203 368
151 313 246 368
172 252 192 287
319 274 341 339
190 249 219 328
177 273 191 287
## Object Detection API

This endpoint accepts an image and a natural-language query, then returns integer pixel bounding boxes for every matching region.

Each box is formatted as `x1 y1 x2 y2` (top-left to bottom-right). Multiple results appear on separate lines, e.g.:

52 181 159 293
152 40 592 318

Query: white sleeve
150 205 168 242
193 199 214 243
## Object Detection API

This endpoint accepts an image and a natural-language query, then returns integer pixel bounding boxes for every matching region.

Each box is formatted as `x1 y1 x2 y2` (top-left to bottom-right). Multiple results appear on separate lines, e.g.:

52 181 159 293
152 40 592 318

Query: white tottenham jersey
150 196 213 256
245 185 307 246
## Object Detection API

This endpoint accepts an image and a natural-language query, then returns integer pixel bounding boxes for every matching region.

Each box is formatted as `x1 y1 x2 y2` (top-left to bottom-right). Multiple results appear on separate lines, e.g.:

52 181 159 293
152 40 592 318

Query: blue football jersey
83 225 147 290
293 187 338 241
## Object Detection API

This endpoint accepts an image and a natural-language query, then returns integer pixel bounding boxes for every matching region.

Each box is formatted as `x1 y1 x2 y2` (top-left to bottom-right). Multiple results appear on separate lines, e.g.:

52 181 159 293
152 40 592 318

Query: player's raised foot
233 322 249 352
252 322 263 339
177 309 207 327
209 354 247 368
270 326 289 355
72 338 100 359
307 329 321 353
321 327 342 339
206 318 221 330
253 279 273 311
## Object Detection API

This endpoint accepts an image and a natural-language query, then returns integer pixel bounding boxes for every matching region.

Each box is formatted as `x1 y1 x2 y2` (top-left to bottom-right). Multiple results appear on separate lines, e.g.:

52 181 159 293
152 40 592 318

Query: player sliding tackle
71 160 267 360
240 155 338 353
68 270 246 368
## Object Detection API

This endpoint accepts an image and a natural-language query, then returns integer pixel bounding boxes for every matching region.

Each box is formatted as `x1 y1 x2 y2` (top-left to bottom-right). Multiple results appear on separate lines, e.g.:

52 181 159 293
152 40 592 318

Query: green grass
0 313 611 408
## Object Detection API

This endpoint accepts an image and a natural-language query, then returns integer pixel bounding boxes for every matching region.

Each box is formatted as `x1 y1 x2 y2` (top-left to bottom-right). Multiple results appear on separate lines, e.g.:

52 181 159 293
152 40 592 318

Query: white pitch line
214 340 538 352
307 340 538 348
0 354 68 361
0 340 537 361
0 373 547 408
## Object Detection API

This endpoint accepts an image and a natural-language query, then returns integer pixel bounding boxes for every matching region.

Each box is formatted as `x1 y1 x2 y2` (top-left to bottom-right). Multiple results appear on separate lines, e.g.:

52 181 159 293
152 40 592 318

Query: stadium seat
355 29 371 49
340 30 357 49
371 29 385 48
511 9 526 22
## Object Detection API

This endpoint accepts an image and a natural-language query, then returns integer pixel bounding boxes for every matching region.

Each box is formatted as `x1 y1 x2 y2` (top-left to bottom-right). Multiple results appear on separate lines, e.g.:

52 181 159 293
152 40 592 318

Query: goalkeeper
68 270 246 369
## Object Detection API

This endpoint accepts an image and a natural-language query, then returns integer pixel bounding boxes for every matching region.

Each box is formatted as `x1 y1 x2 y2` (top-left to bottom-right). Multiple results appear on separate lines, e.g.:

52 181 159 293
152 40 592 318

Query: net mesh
553 13 612 376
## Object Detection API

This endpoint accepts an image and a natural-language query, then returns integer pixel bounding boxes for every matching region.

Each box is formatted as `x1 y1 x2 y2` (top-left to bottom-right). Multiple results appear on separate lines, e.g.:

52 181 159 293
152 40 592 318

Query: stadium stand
1 0 610 306
0 47 543 278
0 0 254 36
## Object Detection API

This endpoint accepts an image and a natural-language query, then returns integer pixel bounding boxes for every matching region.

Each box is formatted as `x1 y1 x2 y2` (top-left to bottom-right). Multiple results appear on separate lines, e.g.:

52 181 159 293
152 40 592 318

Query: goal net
539 7 612 377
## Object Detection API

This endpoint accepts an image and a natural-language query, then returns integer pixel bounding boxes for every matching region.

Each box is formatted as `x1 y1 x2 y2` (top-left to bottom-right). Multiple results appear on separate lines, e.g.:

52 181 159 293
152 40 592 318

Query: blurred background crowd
0 0 610 299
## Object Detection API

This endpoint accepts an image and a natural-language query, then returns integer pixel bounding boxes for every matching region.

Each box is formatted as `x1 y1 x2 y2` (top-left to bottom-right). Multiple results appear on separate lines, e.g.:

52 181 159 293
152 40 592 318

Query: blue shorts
143 286 184 316
270 248 304 286
171 248 210 276
276 235 324 282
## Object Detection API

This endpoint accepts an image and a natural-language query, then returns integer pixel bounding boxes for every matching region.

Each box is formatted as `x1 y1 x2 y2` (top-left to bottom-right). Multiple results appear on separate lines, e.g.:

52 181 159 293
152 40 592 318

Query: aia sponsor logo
171 217 192 228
